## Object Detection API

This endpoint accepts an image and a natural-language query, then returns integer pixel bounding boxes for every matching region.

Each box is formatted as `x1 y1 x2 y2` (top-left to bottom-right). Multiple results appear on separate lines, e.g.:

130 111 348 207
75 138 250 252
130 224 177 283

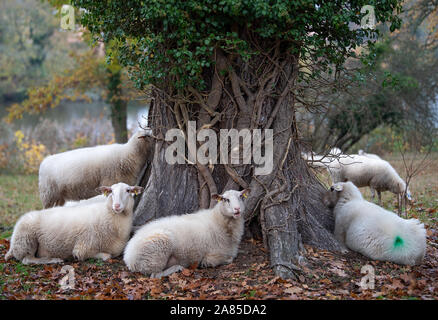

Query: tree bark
107 69 128 143
134 41 344 279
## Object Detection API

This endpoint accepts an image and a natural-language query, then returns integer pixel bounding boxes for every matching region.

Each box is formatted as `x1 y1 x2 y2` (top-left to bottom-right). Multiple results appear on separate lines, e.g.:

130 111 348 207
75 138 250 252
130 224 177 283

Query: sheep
358 149 381 160
39 130 153 208
322 181 426 265
5 183 144 264
64 195 106 207
330 154 412 208
303 149 411 208
123 189 251 278
301 148 341 169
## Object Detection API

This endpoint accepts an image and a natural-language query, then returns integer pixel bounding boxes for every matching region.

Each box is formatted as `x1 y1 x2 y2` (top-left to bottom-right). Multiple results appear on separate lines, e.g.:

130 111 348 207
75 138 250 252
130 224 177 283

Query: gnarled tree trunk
134 39 344 279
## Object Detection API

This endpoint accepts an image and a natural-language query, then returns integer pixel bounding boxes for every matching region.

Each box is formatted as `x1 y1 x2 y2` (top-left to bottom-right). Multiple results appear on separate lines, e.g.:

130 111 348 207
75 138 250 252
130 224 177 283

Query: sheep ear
128 186 144 196
334 184 343 192
240 189 251 198
97 186 112 197
211 194 223 202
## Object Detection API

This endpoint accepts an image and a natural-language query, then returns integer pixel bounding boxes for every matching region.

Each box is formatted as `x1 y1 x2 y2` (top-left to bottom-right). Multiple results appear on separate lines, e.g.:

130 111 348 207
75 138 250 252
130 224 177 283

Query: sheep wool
39 130 153 208
323 181 426 265
123 189 250 278
5 183 144 264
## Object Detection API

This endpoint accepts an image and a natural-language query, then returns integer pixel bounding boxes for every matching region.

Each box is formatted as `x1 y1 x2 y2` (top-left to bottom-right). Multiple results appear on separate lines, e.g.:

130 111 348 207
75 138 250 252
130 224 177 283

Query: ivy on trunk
74 0 403 278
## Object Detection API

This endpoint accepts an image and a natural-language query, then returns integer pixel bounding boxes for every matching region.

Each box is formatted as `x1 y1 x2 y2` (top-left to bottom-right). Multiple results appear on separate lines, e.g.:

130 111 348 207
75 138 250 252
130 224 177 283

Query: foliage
72 0 403 91
5 50 103 122
0 115 115 174
14 130 47 174
0 0 79 103
307 31 438 151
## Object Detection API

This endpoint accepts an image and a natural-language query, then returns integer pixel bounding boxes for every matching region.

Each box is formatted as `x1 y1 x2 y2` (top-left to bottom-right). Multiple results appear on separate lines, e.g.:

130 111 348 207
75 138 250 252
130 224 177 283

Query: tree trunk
134 40 344 278
107 69 128 143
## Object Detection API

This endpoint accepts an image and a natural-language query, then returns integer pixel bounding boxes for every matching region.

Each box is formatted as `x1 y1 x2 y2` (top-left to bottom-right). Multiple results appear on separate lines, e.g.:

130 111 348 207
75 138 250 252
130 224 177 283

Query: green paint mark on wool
394 236 404 248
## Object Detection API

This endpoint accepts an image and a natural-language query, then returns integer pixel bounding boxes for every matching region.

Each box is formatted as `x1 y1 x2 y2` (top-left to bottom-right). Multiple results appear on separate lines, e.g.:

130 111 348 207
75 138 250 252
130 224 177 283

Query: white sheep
358 149 381 160
301 148 341 169
323 181 426 265
330 154 412 207
123 189 251 278
303 150 411 207
63 195 106 207
5 183 144 264
39 130 153 208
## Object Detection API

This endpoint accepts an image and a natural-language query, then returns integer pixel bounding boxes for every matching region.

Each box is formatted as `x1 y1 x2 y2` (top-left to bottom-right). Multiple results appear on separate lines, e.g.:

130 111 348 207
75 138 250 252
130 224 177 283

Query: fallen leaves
0 232 437 300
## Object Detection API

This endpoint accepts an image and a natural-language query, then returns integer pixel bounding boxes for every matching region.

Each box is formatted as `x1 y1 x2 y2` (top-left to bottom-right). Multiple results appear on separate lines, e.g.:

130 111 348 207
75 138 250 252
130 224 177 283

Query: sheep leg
334 226 349 254
22 256 63 265
150 265 184 279
200 252 231 268
72 242 90 261
377 191 382 206
370 188 375 201
94 252 112 261
397 194 402 216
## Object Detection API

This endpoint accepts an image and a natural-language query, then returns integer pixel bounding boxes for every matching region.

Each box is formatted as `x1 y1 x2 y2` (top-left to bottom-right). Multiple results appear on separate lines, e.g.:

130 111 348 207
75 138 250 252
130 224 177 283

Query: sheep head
212 189 251 219
97 183 144 214
323 181 363 209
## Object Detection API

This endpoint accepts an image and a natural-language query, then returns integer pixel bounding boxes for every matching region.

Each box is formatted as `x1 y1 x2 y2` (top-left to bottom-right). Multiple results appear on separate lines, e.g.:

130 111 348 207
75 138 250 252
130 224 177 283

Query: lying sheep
323 181 426 265
123 189 250 278
5 183 144 264
39 130 153 208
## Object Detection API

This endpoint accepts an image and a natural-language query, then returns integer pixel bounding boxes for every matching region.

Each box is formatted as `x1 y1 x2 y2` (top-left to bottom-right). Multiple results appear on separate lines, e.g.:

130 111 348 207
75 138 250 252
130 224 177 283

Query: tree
74 0 403 278
0 0 58 103
6 47 136 143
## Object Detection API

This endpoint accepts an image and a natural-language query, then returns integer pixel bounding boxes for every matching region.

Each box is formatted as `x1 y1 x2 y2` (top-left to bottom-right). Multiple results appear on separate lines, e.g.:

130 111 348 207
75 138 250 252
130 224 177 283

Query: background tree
0 0 58 103
74 0 403 279
301 0 438 153
6 42 138 143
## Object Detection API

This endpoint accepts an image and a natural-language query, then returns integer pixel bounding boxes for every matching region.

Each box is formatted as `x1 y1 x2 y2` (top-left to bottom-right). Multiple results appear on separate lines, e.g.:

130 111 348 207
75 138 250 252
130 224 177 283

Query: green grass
0 174 41 228
0 152 437 232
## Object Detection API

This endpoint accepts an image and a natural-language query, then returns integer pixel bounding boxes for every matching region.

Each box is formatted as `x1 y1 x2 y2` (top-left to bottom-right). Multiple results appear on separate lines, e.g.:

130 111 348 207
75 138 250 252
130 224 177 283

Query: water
1 99 149 133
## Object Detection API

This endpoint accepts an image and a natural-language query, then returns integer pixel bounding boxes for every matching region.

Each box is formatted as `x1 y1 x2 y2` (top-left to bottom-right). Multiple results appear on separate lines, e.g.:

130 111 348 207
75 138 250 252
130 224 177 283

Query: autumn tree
6 46 138 143
0 0 58 103
302 0 438 152
74 0 403 278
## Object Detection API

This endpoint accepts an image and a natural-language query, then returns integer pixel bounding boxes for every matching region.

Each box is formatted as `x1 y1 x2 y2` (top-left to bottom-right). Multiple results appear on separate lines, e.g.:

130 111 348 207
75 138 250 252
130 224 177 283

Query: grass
0 152 437 236
0 173 41 228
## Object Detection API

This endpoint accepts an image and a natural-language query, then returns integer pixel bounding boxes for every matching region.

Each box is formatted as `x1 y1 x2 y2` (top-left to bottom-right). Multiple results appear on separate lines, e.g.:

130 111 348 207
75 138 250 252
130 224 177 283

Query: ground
0 153 437 300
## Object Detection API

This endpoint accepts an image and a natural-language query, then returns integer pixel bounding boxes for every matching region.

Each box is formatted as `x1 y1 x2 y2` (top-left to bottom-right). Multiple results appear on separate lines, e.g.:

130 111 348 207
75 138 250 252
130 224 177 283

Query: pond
1 99 149 133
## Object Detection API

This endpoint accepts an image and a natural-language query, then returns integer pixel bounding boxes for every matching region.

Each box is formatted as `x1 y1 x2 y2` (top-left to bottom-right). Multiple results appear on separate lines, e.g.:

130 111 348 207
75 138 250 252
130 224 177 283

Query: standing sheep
303 150 411 208
330 154 412 207
39 130 153 208
123 189 251 278
358 149 381 160
323 181 426 265
5 183 144 264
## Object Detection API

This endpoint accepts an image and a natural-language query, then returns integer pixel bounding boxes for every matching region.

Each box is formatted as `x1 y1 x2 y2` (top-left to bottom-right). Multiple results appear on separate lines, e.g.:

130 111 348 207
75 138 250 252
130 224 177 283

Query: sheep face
323 184 342 209
323 181 361 209
97 183 144 214
212 189 251 219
